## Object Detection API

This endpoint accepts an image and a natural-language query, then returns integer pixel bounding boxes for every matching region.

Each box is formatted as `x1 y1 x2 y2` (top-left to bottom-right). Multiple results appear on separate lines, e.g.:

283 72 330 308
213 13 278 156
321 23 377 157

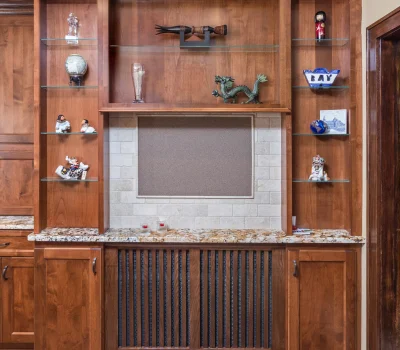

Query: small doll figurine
315 11 326 41
309 154 329 181
55 155 89 180
80 119 96 133
55 115 71 133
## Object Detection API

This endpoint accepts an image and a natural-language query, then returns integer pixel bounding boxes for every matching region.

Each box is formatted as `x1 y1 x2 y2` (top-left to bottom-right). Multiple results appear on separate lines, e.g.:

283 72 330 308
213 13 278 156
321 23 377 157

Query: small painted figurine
55 114 71 133
309 154 330 181
212 74 267 104
55 156 89 180
80 119 96 133
315 11 326 40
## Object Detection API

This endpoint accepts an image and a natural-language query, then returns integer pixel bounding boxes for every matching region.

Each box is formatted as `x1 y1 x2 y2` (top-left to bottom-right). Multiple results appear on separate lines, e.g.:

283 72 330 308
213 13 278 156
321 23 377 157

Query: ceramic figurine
55 156 89 180
80 119 96 133
66 13 79 44
303 68 340 89
309 154 330 181
55 114 71 133
132 63 145 103
310 120 327 134
65 54 88 86
315 11 326 41
212 74 267 104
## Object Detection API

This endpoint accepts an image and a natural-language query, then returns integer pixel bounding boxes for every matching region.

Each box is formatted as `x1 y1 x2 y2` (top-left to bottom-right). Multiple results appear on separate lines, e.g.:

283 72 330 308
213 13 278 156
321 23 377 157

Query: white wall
362 2 399 349
109 113 282 230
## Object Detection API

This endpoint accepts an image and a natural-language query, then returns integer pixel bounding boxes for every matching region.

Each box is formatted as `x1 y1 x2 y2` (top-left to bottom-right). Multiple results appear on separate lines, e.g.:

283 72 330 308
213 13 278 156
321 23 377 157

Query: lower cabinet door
1 257 34 344
35 247 102 350
287 249 358 350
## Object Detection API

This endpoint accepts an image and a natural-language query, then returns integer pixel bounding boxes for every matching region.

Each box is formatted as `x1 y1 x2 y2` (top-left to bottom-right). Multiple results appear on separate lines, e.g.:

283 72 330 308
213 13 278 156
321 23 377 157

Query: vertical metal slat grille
118 249 190 348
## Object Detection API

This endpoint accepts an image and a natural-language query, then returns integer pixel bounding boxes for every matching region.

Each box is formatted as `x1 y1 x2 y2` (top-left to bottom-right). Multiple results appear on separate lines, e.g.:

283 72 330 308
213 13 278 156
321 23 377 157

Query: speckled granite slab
0 216 34 230
28 228 365 244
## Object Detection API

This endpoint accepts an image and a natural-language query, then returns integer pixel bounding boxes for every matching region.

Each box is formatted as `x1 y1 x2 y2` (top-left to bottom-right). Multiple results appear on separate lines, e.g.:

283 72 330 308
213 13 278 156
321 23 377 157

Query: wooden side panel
35 247 102 350
288 249 357 350
0 15 34 216
1 257 34 344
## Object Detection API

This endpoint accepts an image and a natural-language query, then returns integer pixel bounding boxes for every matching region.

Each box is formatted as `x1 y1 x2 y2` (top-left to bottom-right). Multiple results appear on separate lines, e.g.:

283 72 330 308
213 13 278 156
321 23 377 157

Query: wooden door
35 247 102 350
287 249 357 350
1 257 34 344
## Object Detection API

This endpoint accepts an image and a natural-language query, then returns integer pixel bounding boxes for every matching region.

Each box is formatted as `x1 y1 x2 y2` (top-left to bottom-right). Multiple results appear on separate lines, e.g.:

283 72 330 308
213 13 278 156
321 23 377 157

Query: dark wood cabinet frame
367 6 400 350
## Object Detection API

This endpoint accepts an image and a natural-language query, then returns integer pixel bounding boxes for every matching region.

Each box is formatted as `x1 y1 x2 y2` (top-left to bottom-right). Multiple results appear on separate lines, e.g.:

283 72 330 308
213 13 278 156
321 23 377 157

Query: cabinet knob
0 242 10 248
2 265 8 280
293 260 299 277
92 257 97 275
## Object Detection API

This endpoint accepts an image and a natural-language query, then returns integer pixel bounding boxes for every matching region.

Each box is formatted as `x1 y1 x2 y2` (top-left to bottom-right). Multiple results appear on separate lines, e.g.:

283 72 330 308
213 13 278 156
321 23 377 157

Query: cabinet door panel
288 249 357 350
1 257 34 344
35 247 101 350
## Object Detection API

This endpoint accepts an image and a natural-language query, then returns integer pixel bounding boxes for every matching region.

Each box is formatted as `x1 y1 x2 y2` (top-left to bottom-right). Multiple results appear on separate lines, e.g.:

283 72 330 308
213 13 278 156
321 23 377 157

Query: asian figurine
309 154 330 181
80 119 96 133
212 74 267 104
55 156 89 180
315 11 326 41
55 114 71 133
310 120 327 134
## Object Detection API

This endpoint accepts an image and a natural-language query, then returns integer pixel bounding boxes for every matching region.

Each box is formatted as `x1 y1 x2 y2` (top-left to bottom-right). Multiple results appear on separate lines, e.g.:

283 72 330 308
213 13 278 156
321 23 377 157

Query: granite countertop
28 228 365 244
0 216 34 230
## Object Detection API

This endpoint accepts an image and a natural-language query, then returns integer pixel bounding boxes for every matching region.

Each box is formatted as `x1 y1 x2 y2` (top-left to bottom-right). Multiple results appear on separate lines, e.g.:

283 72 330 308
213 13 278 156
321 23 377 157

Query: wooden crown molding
0 1 33 15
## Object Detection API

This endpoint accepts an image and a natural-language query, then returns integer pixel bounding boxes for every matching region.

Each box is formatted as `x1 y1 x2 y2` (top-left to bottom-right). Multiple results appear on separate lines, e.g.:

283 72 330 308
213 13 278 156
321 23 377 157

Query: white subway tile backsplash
258 155 281 167
233 204 258 217
219 217 245 229
110 112 282 230
111 204 133 216
195 217 220 229
181 205 208 217
121 142 136 154
157 204 183 216
258 204 281 217
257 180 280 192
133 204 158 216
245 217 271 229
120 167 137 179
208 204 233 217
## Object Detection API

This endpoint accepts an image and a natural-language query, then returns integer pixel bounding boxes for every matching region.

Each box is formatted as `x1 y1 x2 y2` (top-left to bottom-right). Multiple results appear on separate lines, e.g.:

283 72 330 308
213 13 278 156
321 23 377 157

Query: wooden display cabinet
288 0 362 234
287 248 360 350
34 0 100 231
34 246 102 350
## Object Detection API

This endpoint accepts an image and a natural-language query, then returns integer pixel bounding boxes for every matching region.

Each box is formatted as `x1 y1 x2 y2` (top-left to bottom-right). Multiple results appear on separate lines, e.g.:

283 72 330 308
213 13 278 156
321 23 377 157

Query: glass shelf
293 179 350 183
41 132 98 135
293 133 350 136
40 38 98 46
41 177 98 182
292 38 349 47
40 85 98 89
110 44 279 53
292 85 349 90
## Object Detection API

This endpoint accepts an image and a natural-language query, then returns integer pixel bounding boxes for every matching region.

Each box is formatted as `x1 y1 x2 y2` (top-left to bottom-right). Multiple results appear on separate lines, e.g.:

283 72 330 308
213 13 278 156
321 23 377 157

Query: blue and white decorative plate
303 68 340 89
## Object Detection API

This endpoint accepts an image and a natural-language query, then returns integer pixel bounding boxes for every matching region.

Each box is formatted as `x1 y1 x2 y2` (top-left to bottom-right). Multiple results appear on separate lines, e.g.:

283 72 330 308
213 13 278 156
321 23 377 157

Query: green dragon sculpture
212 74 268 104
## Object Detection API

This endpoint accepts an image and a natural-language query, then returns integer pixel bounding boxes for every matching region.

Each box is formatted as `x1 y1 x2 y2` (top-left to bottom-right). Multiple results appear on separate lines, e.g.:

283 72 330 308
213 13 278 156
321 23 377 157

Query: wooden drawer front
0 237 33 253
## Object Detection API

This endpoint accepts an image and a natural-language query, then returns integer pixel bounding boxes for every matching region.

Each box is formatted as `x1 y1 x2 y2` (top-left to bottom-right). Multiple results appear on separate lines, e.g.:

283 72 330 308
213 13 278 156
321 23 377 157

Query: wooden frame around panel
367 6 400 350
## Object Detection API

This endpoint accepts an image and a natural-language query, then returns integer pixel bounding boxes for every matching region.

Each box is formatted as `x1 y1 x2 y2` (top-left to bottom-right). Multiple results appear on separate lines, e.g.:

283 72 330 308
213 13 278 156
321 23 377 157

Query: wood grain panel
1 257 34 344
109 0 280 105
0 160 33 216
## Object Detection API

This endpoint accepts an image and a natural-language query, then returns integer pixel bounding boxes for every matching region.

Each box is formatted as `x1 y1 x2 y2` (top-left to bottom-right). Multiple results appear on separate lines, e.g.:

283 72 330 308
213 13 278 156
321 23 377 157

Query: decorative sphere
310 120 327 134
65 54 88 76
